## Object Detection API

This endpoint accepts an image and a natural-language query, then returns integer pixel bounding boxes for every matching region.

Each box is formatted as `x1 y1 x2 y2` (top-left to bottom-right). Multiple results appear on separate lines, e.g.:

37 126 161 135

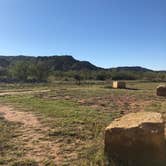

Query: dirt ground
0 105 61 165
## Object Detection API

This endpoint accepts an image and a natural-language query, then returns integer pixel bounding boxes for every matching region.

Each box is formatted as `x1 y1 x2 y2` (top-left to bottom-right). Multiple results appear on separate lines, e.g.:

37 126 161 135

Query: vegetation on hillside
0 55 166 82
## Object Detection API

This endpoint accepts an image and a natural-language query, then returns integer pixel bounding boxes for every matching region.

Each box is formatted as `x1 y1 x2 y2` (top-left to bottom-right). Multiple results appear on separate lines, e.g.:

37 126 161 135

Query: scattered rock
78 99 86 104
65 96 71 100
105 112 166 166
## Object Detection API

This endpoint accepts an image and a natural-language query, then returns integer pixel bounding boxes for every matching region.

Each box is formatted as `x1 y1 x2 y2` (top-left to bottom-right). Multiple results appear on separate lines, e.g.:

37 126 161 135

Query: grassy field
0 81 166 165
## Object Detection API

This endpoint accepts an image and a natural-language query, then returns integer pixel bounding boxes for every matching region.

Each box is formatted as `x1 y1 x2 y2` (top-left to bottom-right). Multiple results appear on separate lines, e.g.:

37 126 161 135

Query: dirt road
0 105 61 165
0 89 50 96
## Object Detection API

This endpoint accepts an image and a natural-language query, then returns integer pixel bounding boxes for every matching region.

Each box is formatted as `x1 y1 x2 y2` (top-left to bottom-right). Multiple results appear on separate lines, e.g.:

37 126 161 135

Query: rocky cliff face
0 55 99 71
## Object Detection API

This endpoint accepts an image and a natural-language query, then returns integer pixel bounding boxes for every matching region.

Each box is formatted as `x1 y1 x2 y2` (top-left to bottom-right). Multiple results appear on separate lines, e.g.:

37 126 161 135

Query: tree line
0 61 166 83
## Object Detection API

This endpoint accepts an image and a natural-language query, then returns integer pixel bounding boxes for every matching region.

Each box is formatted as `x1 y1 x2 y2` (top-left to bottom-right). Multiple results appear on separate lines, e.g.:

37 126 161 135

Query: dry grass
0 81 165 165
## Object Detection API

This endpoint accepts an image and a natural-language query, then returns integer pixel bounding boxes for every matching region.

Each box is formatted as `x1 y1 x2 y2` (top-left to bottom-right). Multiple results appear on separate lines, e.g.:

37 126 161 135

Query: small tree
28 61 49 82
9 61 29 82
74 74 82 85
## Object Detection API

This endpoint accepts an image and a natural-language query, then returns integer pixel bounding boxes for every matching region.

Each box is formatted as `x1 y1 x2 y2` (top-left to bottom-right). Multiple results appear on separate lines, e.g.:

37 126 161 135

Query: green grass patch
1 94 117 165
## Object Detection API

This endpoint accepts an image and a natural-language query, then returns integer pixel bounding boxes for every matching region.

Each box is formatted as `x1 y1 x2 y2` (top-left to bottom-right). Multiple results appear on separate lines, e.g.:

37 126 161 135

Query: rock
105 112 166 166
156 85 166 97
112 81 126 89
64 96 71 100
78 99 86 104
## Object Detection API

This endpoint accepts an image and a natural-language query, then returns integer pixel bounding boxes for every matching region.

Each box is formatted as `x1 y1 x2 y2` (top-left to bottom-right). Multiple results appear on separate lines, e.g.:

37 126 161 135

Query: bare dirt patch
0 105 61 165
0 89 50 96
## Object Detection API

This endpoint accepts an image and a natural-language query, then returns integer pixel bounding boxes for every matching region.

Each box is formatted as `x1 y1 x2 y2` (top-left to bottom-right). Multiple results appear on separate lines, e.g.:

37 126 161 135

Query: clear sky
0 0 165 70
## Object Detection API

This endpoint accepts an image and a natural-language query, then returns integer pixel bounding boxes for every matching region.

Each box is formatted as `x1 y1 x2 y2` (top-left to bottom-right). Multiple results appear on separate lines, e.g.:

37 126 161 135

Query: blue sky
0 0 165 70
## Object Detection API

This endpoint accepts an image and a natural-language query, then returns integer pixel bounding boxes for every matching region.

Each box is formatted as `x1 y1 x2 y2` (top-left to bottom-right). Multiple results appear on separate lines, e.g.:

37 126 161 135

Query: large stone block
156 85 166 97
112 81 126 89
105 112 166 166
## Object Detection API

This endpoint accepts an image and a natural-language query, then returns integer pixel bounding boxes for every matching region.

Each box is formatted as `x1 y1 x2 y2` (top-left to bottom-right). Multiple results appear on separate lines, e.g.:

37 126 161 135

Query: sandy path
0 105 61 165
0 89 50 96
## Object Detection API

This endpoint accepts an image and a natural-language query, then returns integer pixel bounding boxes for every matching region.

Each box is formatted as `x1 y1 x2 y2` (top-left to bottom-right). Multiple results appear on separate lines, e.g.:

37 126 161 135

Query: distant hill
0 55 99 71
0 55 163 72
110 66 153 72
0 55 165 82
